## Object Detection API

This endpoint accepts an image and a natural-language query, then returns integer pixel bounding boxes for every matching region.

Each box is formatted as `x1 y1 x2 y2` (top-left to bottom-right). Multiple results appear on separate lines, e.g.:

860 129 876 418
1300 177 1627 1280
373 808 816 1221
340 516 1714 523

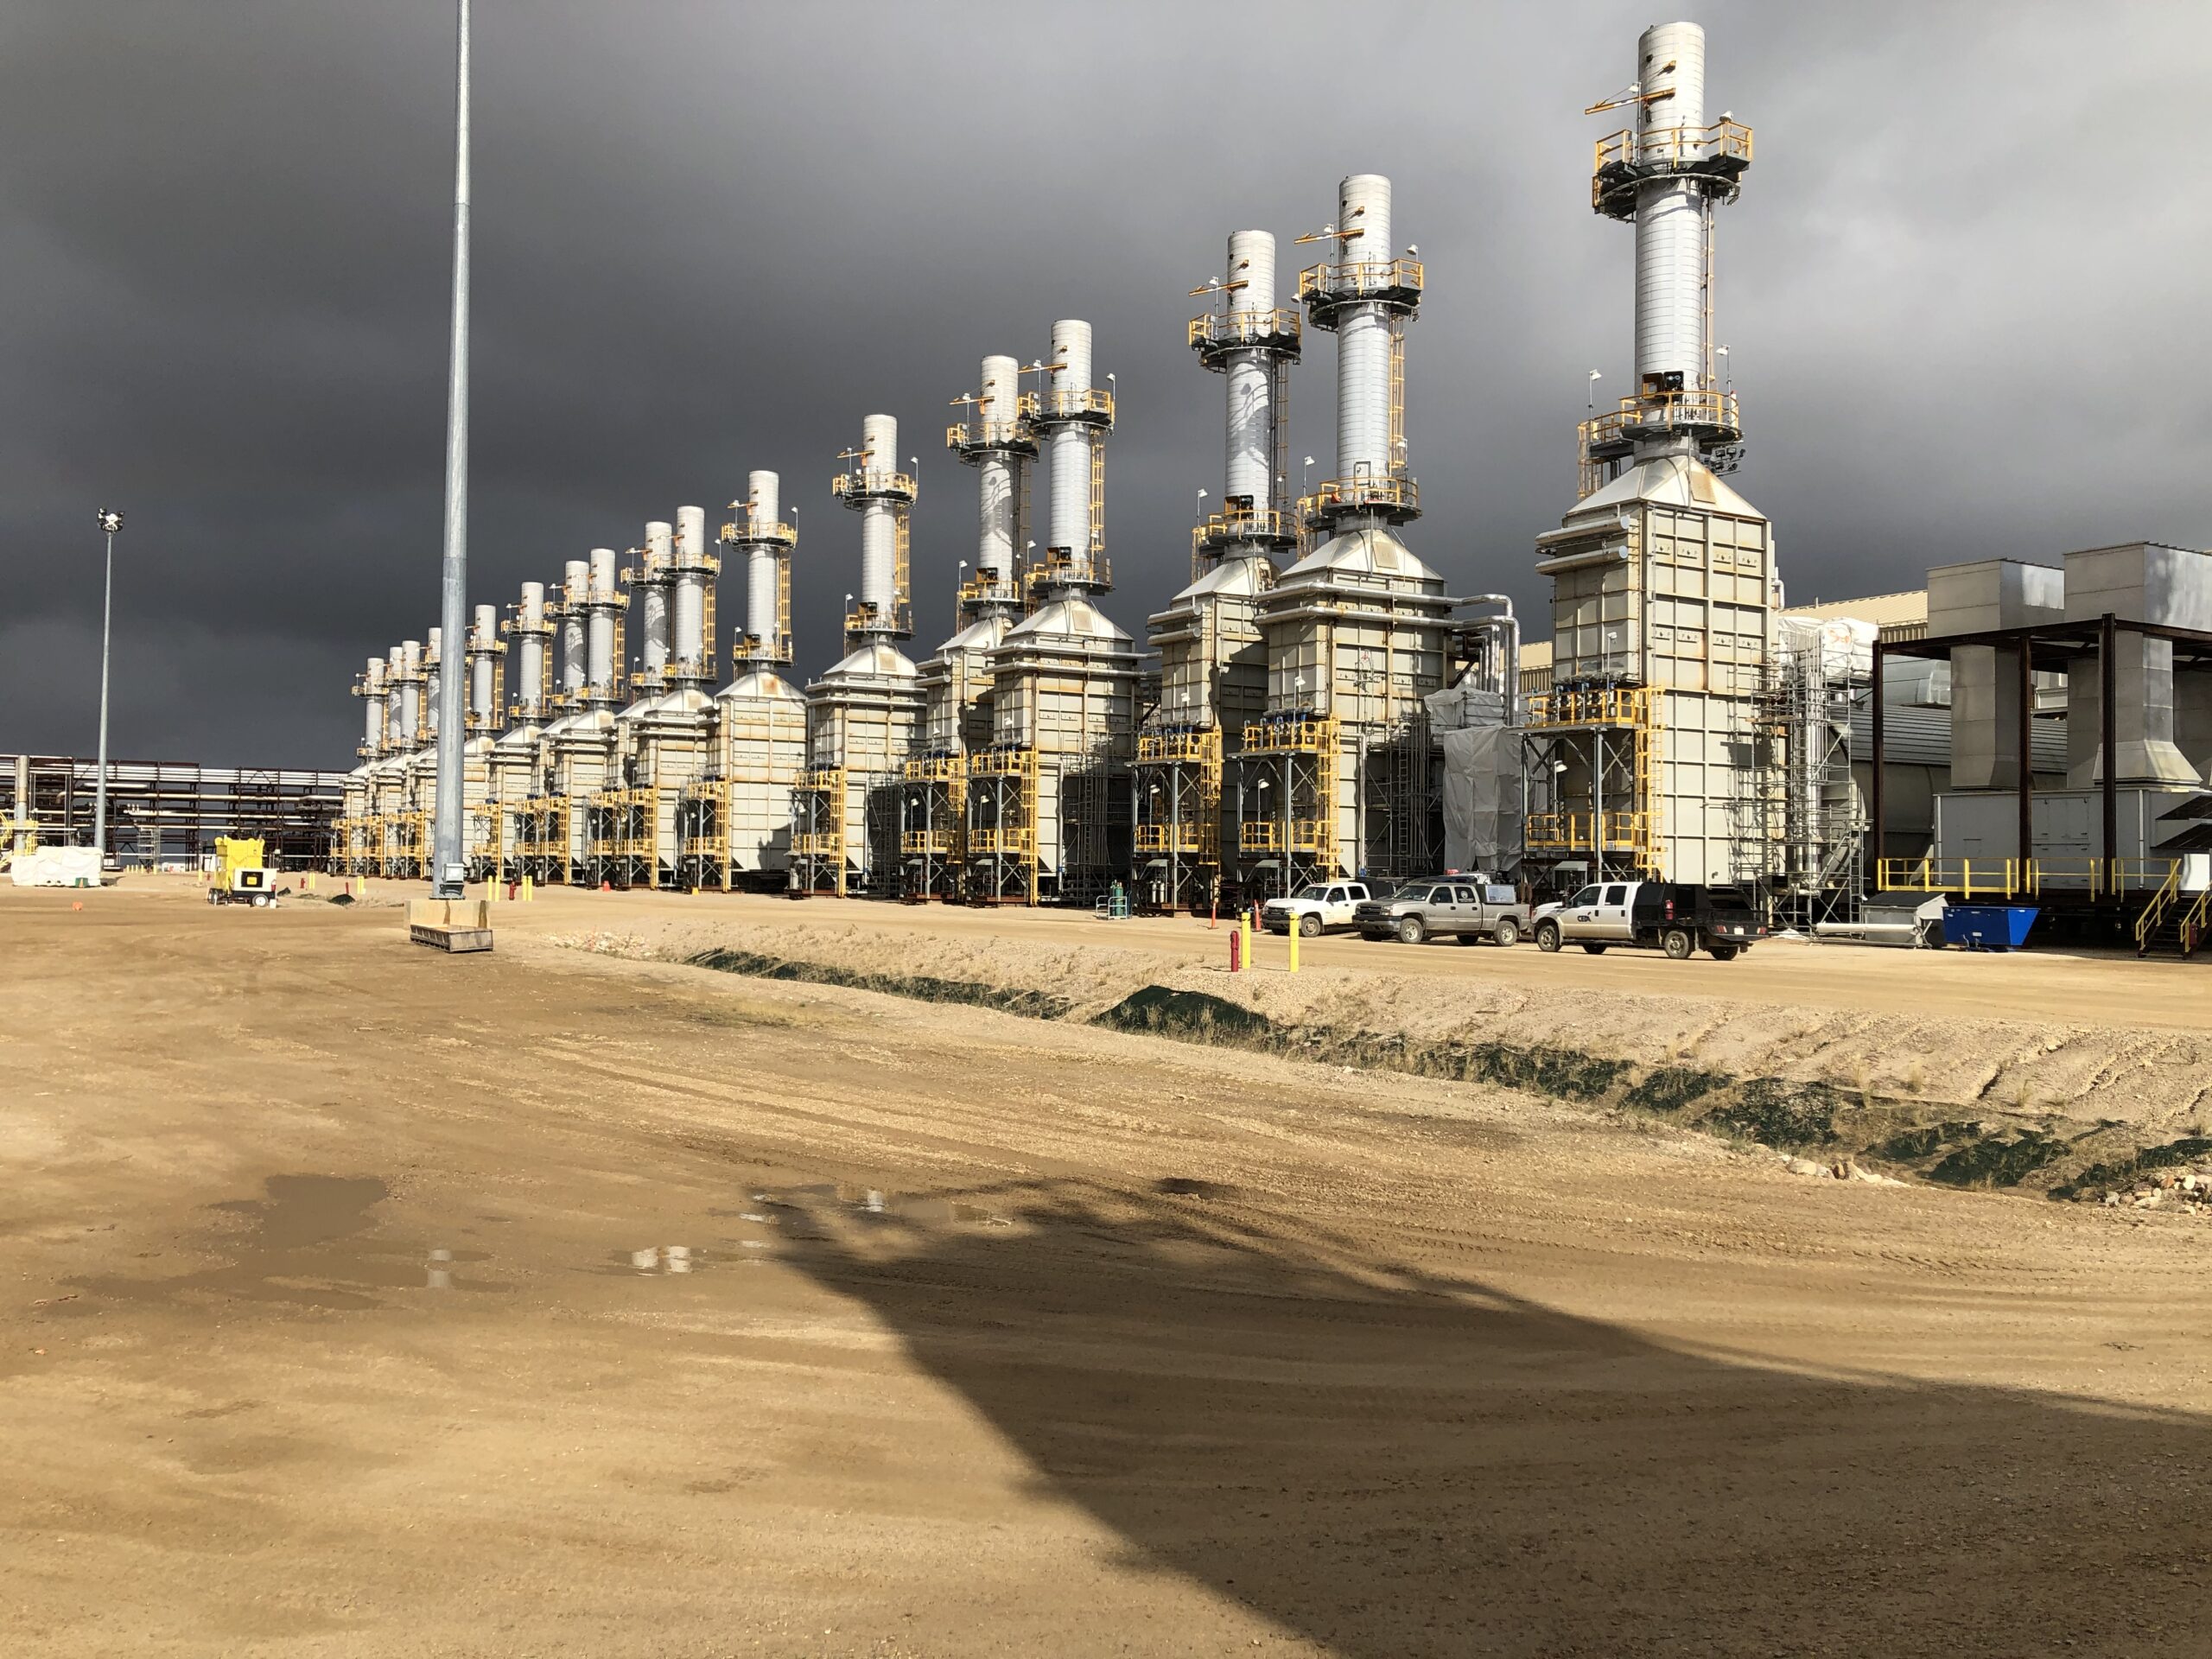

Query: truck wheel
1662 927 1694 960
1580 943 1608 955
1492 918 1521 948
1708 944 1740 962
1300 913 1322 938
1396 916 1426 945
1535 922 1561 953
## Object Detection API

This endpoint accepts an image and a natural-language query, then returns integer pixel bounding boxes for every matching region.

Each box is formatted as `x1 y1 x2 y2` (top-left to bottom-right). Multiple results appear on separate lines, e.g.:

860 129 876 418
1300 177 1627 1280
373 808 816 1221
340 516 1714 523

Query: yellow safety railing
1299 474 1418 522
1238 817 1332 855
1526 811 1651 852
1523 686 1659 728
1241 715 1337 754
1297 258 1425 304
1877 856 2183 905
2133 861 2182 952
967 747 1038 779
830 467 916 501
2178 887 2211 957
1023 549 1111 592
1582 388 1740 453
1134 823 1208 854
900 829 958 855
1137 729 1222 765
902 752 968 784
1593 118 1753 182
967 826 1035 855
1191 504 1297 556
1033 387 1114 423
1188 308 1302 352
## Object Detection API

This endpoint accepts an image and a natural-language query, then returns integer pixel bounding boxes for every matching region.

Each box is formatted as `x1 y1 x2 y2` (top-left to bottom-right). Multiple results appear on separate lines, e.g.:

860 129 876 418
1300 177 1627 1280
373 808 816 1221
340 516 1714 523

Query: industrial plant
307 17 2212 956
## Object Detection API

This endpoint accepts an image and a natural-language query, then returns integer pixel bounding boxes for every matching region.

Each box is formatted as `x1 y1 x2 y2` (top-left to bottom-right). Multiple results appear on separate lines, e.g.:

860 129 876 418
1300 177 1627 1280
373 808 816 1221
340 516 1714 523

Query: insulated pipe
587 548 618 701
1224 230 1277 514
470 603 498 722
1046 319 1094 556
1633 22 1709 397
978 353 1020 582
859 413 899 615
1335 175 1394 486
361 656 388 753
745 470 782 657
560 561 588 700
397 640 423 746
641 520 672 679
673 504 708 672
515 582 547 718
424 628 443 741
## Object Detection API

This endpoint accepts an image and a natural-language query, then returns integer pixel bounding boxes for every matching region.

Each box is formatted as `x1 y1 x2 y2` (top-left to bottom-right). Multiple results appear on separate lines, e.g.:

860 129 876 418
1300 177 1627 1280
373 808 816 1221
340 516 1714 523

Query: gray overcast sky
3 1 2208 769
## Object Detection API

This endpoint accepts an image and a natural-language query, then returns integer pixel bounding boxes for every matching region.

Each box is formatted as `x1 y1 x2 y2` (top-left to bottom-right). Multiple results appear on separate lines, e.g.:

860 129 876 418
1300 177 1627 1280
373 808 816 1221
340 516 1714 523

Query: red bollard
1229 929 1243 974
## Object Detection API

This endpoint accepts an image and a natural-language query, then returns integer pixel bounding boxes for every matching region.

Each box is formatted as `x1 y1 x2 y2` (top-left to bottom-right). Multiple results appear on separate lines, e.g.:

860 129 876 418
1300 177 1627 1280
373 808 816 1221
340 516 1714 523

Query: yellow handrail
2134 861 2182 952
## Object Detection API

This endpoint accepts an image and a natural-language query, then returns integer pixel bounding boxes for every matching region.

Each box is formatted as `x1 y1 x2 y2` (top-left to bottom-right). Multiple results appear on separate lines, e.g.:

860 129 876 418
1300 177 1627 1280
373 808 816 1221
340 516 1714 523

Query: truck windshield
1295 885 1328 901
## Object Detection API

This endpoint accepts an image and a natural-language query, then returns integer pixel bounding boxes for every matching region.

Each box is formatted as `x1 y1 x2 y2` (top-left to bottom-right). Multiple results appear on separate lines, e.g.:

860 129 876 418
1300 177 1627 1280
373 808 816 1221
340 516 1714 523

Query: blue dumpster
1942 904 2038 951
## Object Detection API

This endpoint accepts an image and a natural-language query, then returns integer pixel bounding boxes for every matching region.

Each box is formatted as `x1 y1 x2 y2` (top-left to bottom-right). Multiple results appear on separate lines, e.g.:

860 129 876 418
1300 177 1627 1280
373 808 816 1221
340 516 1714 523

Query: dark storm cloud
3 1 2207 768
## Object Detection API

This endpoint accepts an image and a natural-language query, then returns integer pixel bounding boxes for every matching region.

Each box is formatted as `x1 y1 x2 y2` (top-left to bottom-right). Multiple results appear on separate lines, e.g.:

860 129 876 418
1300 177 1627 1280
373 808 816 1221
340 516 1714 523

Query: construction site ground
7 876 2212 1656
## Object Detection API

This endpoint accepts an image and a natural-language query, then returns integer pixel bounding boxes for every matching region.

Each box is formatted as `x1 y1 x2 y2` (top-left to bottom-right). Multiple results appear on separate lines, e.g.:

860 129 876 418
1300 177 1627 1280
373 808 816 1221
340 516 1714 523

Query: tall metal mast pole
429 0 472 898
92 510 123 862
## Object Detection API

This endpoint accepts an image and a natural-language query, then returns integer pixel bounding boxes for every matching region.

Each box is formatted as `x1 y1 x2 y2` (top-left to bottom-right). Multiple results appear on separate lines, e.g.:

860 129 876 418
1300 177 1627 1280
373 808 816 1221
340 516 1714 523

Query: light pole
92 508 123 863
1586 368 1603 414
429 0 473 899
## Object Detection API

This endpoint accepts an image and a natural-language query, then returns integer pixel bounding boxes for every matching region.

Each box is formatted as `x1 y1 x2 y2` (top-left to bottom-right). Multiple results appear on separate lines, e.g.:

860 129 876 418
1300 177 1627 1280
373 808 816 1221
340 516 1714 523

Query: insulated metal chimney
353 655 390 759
466 602 502 732
1298 177 1422 532
583 548 622 709
832 414 915 645
506 580 551 721
725 470 796 667
1582 20 1751 481
671 504 715 685
1030 320 1114 595
948 353 1036 616
1192 232 1300 564
557 560 588 709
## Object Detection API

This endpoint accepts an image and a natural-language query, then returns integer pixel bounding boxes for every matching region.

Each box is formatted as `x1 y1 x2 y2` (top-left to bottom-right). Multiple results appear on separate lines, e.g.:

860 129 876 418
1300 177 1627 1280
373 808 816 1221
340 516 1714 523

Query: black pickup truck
1532 880 1768 960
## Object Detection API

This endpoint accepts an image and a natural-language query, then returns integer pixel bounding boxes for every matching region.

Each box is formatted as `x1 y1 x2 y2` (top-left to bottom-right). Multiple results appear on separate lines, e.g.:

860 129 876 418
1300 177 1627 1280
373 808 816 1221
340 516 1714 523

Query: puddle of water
69 1176 504 1309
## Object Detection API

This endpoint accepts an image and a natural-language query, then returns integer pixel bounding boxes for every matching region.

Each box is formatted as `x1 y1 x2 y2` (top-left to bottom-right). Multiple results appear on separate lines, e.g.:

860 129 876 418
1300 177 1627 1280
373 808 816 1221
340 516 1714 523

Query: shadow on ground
769 1177 2209 1656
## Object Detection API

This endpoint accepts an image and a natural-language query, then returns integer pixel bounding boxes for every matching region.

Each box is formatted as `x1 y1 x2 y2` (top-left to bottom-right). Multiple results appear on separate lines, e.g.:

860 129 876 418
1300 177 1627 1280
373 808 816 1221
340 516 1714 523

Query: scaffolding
1727 625 1866 925
791 766 847 895
2 753 346 869
677 779 734 891
512 796 573 885
963 746 1039 904
899 750 966 900
1520 685 1664 887
586 785 658 890
1237 715 1341 897
1132 727 1221 911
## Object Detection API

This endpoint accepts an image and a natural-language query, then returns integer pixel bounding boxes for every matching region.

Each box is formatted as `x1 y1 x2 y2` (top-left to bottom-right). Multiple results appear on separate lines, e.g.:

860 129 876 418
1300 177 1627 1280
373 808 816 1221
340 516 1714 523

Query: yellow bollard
1287 918 1300 975
1241 907 1254 969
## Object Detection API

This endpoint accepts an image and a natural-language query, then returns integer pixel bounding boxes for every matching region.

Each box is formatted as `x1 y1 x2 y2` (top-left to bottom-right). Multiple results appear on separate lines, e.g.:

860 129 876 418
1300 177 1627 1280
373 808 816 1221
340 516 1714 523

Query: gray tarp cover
1439 724 1524 876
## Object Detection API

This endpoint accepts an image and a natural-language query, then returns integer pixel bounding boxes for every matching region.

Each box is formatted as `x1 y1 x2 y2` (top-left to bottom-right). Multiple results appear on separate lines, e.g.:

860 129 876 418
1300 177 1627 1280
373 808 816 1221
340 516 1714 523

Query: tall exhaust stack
353 655 390 759
833 413 915 645
583 547 622 709
671 504 715 686
950 353 1033 616
1582 20 1751 485
556 560 588 710
423 627 443 743
725 470 796 667
466 602 503 732
505 580 551 721
630 520 674 694
1192 231 1300 565
1031 320 1113 595
1294 175 1422 538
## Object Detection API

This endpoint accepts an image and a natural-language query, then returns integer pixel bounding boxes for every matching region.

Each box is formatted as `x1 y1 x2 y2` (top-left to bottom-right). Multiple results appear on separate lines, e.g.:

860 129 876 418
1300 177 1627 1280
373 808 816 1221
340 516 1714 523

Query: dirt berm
539 912 2212 1200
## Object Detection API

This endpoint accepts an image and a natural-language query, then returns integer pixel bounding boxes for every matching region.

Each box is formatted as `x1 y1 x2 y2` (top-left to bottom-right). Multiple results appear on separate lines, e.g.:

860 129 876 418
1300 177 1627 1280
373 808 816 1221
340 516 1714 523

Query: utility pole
92 508 124 863
429 0 472 898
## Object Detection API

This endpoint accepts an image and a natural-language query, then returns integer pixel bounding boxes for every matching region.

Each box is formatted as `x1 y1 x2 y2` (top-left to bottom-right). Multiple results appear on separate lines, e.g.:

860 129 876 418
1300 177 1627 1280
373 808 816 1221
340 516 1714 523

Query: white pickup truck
1262 880 1379 938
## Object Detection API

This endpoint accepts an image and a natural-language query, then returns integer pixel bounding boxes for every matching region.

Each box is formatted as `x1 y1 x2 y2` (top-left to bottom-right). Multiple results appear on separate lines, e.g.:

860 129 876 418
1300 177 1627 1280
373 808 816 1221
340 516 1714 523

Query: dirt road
5 880 2211 1656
